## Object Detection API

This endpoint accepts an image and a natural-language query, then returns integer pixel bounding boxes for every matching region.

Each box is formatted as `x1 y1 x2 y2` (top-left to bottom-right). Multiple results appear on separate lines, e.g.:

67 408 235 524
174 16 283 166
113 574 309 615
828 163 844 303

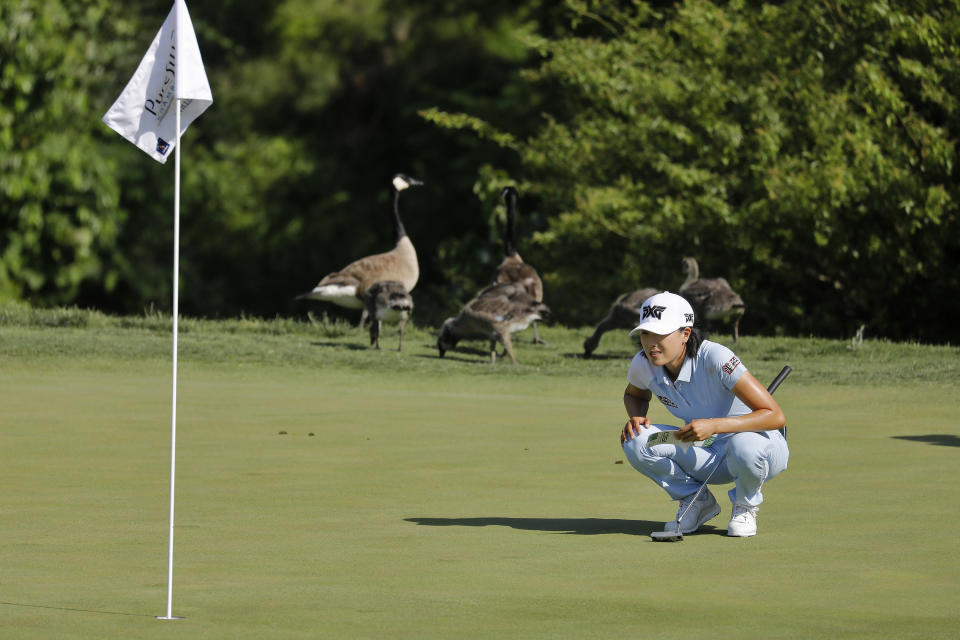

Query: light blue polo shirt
627 340 750 423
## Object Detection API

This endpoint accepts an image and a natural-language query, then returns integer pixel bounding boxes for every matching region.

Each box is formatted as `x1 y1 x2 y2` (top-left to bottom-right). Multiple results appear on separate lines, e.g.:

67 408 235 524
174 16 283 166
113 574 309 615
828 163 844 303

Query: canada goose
583 287 660 357
492 186 545 344
678 257 746 341
297 174 422 324
363 280 413 351
437 283 550 365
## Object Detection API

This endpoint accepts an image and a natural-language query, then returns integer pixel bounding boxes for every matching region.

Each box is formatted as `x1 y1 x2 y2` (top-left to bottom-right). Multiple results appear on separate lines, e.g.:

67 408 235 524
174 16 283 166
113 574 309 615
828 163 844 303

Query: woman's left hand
675 419 717 442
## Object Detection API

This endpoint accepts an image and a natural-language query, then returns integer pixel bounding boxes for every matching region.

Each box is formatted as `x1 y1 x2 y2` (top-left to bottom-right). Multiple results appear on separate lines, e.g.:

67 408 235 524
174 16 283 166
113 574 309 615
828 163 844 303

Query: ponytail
685 326 704 359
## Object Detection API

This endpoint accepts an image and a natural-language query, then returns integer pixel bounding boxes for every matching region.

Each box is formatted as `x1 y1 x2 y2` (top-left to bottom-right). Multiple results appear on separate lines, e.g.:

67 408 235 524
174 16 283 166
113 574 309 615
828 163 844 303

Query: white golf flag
103 0 212 163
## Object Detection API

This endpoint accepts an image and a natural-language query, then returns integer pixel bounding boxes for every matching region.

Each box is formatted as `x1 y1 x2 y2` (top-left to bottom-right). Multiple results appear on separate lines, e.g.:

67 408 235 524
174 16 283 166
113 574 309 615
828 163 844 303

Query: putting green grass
1 317 958 638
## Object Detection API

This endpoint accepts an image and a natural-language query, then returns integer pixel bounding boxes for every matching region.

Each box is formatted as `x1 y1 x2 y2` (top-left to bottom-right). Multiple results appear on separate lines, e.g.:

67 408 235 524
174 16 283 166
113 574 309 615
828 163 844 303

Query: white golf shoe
665 489 721 534
727 503 759 537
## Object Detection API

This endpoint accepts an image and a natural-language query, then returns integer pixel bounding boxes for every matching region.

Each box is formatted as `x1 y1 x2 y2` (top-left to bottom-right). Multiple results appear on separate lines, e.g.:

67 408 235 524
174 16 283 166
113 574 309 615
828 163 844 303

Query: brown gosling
678 256 746 341
363 280 413 351
437 283 550 365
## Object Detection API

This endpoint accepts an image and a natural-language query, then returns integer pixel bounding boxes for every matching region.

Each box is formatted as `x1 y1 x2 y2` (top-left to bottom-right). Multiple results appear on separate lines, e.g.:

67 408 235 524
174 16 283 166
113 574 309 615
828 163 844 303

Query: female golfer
619 291 788 537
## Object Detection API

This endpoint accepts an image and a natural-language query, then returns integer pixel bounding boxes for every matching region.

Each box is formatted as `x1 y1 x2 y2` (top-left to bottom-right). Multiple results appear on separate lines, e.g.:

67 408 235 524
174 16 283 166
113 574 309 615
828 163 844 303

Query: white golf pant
621 425 789 507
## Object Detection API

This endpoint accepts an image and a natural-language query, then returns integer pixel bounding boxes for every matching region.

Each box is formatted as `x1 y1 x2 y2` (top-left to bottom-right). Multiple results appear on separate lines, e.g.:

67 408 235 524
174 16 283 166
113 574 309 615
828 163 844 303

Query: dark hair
685 326 704 359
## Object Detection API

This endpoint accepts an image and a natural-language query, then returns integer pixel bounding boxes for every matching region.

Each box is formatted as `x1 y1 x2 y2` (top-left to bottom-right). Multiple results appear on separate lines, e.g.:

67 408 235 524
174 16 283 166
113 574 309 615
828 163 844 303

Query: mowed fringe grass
1 304 958 639
2 302 958 385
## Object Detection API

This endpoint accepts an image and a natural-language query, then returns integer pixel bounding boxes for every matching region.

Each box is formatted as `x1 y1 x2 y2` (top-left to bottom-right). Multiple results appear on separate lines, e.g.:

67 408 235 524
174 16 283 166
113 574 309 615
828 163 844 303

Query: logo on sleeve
656 394 679 408
722 356 741 375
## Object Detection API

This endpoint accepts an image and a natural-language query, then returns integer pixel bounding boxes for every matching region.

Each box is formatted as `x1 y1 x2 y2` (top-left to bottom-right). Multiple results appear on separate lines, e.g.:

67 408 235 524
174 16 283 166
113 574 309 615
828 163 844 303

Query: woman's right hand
620 416 651 445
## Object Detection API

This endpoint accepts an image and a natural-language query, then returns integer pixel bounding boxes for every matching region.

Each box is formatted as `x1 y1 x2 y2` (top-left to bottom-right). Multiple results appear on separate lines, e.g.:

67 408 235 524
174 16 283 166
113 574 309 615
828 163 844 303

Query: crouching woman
620 291 789 537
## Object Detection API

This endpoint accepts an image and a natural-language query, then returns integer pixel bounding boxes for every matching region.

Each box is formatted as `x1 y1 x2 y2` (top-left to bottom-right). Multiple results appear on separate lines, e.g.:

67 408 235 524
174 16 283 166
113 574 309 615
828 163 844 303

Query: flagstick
158 99 184 621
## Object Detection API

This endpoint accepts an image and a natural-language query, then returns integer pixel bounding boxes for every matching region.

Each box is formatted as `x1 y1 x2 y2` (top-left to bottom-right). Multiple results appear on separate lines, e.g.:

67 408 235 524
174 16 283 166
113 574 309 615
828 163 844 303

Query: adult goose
678 256 746 341
491 186 545 343
298 174 422 324
437 283 549 365
582 287 660 357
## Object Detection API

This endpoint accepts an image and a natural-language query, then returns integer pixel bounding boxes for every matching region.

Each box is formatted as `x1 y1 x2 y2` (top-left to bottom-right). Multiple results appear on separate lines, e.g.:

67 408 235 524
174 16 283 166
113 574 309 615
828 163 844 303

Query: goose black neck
504 193 518 257
392 188 407 242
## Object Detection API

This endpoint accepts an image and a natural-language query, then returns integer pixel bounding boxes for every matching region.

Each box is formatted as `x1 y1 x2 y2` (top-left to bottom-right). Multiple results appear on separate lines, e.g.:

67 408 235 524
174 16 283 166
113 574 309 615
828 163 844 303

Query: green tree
0 1 137 304
425 0 960 341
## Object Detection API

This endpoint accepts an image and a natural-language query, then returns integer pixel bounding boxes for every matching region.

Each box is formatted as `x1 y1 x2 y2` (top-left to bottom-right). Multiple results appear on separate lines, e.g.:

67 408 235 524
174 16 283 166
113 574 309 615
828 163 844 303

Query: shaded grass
2 302 959 386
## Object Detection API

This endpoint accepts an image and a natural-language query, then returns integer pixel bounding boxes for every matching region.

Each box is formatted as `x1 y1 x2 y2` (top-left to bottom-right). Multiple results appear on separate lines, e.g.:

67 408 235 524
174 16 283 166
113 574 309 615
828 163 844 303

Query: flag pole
100 0 210 620
158 98 184 621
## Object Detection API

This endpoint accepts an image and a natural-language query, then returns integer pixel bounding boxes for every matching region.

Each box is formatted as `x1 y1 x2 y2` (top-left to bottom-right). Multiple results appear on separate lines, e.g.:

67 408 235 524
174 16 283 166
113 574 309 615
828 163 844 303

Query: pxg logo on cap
642 305 666 320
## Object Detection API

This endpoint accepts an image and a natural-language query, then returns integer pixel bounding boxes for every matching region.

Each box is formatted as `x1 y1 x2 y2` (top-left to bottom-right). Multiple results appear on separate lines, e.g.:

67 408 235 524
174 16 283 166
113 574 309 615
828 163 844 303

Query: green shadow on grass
416 353 489 364
891 434 960 448
309 341 371 351
0 601 154 618
571 352 633 361
405 516 665 536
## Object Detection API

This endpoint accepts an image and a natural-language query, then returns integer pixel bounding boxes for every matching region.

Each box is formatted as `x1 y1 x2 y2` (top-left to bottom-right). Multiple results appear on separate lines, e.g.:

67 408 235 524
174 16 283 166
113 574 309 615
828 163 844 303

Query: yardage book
646 431 717 449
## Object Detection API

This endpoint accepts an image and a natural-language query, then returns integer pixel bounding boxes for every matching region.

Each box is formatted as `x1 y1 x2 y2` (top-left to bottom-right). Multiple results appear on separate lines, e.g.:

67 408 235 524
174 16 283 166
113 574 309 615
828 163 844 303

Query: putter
649 453 723 542
649 366 792 542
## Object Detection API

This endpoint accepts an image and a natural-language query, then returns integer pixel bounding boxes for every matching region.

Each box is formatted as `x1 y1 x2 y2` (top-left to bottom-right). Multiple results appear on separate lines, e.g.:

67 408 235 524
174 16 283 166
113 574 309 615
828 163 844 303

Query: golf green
1 354 957 638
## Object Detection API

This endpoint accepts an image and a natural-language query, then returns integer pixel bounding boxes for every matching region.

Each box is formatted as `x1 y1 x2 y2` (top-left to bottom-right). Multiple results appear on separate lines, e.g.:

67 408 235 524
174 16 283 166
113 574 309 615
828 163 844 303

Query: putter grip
766 365 792 395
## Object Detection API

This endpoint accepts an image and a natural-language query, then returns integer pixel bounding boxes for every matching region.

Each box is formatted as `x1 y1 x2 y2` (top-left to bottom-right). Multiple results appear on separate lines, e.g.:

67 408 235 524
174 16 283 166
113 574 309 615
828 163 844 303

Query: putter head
650 530 684 542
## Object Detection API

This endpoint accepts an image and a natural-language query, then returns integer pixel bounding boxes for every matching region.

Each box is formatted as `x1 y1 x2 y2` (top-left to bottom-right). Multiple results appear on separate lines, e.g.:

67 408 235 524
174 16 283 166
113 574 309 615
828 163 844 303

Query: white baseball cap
628 291 695 336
